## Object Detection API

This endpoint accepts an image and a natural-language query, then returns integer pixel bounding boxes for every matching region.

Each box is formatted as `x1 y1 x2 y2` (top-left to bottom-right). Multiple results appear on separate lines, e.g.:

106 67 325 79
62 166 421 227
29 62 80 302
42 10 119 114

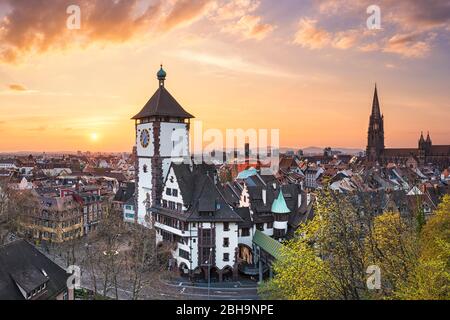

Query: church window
143 165 148 173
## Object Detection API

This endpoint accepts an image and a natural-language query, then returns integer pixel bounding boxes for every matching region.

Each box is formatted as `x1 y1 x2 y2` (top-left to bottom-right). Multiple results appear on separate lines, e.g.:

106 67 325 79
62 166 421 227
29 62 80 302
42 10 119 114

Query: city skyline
0 0 449 152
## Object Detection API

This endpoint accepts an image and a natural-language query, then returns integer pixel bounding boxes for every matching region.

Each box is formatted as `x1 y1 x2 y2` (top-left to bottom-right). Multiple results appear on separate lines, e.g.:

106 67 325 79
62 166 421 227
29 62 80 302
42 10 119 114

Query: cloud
292 0 450 58
221 14 274 40
214 0 274 40
385 63 396 69
27 126 47 132
332 29 360 49
316 0 450 30
383 32 436 58
293 18 331 49
214 0 260 21
358 43 380 52
174 49 297 78
8 83 27 91
0 0 221 64
0 0 277 63
161 0 215 31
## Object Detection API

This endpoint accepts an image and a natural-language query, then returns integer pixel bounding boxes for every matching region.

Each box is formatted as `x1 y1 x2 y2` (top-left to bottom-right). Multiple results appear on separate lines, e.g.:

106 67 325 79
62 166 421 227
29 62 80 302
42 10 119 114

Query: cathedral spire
426 131 432 143
366 83 385 163
371 83 381 118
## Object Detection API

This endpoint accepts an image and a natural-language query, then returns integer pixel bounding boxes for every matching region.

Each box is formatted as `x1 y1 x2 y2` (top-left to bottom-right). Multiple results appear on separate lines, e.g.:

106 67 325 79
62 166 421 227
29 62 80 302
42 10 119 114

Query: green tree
397 195 450 299
258 217 338 300
261 188 367 300
365 212 419 298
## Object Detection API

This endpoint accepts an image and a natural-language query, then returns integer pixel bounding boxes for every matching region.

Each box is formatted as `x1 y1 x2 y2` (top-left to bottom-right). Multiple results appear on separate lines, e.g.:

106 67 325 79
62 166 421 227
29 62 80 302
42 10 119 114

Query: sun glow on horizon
90 133 100 142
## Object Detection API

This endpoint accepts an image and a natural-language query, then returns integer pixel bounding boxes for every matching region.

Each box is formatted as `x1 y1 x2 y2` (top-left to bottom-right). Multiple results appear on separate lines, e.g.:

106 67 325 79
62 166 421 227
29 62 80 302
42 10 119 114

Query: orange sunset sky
0 0 449 152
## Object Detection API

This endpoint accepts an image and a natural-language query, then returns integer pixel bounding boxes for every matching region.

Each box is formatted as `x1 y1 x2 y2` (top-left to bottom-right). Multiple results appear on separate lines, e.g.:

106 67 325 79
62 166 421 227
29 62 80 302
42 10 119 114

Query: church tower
366 84 385 163
132 66 194 226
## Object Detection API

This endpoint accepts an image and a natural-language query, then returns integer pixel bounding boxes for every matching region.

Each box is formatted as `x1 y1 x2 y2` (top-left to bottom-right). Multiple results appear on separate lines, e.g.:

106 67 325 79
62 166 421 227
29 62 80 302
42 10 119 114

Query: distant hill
279 146 364 156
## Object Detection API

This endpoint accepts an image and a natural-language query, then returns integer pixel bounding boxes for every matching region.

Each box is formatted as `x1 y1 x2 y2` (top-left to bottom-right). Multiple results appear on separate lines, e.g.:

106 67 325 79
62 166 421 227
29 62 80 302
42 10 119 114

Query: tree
261 188 368 300
261 189 449 300
124 224 157 300
397 195 450 299
258 217 338 300
313 188 368 299
95 203 125 299
0 180 11 243
365 212 419 298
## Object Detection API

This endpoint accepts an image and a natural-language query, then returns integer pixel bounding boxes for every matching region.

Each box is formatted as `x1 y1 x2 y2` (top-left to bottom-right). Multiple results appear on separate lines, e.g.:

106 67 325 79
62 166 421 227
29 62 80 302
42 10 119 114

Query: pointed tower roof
426 131 432 143
271 190 291 214
371 84 381 118
419 131 425 143
132 66 194 120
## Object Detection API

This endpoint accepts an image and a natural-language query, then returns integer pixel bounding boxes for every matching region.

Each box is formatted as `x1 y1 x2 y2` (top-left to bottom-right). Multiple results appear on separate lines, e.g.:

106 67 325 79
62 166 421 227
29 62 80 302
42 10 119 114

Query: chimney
245 143 250 166
262 188 267 206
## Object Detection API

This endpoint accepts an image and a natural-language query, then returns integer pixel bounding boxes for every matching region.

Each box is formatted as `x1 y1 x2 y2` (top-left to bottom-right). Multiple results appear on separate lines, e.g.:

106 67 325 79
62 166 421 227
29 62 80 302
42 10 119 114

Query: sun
90 133 99 142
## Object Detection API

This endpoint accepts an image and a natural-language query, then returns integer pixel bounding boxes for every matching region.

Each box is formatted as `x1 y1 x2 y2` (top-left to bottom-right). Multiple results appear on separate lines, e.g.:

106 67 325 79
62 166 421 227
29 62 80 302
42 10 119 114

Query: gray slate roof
132 86 194 120
156 163 242 223
0 240 69 300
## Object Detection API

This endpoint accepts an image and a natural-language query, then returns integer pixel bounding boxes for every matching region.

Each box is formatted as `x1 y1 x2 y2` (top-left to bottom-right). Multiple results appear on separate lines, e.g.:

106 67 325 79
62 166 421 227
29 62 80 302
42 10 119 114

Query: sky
0 0 449 152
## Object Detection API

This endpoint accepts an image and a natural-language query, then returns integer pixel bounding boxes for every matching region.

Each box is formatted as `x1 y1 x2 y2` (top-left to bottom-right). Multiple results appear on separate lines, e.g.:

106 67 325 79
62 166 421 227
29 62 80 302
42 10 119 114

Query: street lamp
205 248 213 300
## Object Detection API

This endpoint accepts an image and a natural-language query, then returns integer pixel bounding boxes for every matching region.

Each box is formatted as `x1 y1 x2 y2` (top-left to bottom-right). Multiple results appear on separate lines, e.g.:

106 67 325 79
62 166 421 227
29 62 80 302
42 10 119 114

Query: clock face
140 129 150 148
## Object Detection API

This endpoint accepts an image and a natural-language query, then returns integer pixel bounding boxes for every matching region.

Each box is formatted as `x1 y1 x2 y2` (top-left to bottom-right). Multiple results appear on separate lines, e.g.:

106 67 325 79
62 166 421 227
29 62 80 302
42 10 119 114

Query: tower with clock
132 66 194 226
366 84 385 163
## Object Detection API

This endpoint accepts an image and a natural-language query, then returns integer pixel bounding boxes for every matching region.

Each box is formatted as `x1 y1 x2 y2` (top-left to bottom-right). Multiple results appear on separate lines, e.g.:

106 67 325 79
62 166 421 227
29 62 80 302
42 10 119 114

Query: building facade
366 85 450 168
133 66 193 226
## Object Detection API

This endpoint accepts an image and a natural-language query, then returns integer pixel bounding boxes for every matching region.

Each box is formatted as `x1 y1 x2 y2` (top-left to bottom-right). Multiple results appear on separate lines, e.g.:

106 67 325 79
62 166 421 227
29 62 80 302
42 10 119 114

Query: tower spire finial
371 83 381 118
157 64 167 87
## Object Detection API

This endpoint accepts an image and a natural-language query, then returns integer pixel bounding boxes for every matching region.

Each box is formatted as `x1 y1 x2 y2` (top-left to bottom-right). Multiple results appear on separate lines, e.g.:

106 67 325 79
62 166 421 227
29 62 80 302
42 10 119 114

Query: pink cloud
293 18 331 49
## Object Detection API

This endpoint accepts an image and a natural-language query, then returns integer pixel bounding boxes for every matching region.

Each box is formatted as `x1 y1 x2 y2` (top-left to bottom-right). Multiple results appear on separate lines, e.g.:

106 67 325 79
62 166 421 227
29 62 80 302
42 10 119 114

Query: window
274 228 285 238
241 228 250 237
223 237 229 247
143 165 148 173
166 188 172 196
179 249 190 260
267 222 273 229
162 200 167 208
176 203 182 211
172 189 178 197
169 201 176 210
223 253 229 262
223 222 229 231
200 229 213 246
256 223 264 231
